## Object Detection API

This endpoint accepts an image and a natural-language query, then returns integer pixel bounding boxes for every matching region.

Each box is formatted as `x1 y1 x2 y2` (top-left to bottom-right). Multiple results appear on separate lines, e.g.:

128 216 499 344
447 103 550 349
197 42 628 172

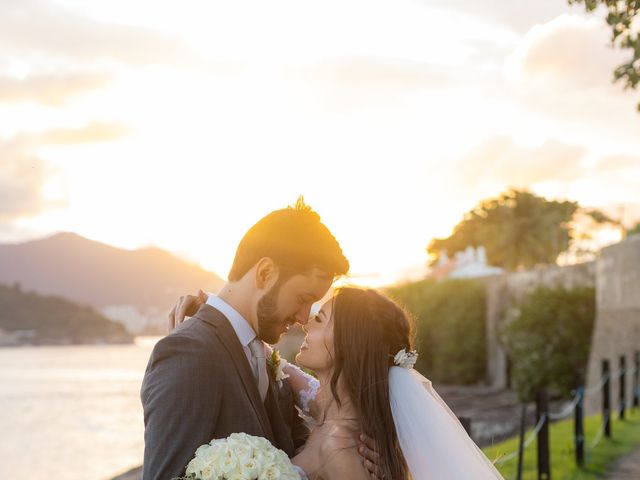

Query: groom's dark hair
227 197 349 282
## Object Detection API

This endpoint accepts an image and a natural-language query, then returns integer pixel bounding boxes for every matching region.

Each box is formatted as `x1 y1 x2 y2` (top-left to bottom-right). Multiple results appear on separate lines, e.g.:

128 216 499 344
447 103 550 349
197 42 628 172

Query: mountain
0 283 133 346
0 233 225 333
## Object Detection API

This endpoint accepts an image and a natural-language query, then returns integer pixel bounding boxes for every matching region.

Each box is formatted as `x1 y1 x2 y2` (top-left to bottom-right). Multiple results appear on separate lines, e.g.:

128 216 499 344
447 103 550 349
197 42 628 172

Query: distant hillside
0 233 225 333
0 283 133 346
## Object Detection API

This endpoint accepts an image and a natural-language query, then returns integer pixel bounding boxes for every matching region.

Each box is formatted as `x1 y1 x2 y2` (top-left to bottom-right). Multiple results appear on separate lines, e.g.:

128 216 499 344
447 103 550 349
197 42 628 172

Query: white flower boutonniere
269 349 290 387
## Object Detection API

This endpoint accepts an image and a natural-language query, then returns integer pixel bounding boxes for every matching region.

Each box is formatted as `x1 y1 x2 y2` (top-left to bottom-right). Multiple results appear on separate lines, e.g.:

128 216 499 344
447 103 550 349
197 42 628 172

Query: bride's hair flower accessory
393 348 419 369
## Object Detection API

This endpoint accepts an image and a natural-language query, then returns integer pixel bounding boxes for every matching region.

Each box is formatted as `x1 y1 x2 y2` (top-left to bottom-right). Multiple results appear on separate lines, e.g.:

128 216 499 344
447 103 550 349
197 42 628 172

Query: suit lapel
196 304 274 442
264 361 295 456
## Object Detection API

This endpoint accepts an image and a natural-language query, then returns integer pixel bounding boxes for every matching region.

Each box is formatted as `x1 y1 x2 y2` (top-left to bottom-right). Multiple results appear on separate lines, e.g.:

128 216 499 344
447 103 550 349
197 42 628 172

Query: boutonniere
268 349 290 387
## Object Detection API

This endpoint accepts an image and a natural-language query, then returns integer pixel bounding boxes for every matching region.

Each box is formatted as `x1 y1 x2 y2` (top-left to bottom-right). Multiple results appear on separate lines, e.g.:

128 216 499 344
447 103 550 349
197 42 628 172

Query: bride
173 287 504 479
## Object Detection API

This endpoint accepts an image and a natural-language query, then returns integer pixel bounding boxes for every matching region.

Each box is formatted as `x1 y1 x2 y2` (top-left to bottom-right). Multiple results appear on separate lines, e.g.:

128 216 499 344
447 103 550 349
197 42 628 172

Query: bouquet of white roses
172 432 301 480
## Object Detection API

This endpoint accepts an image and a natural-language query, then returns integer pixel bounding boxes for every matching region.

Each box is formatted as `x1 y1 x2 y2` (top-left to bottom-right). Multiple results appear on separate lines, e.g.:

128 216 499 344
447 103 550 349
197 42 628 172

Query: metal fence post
536 388 551 480
619 355 626 420
516 403 526 480
603 360 612 438
634 351 640 409
574 386 584 467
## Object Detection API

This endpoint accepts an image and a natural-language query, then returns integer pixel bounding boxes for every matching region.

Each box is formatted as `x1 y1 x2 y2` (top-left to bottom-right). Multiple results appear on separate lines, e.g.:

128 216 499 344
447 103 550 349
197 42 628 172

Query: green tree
569 0 640 111
428 189 579 271
500 286 596 401
627 222 640 236
387 278 487 384
0 283 133 345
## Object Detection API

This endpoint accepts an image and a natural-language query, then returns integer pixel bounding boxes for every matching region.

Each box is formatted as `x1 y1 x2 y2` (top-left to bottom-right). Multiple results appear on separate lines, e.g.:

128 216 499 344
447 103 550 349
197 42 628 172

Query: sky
1 0 639 286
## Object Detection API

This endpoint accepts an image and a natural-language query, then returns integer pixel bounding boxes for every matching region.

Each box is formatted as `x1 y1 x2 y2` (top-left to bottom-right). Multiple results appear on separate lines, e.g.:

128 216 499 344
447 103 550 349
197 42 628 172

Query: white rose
195 444 211 458
186 457 216 480
234 443 253 461
186 456 206 476
204 440 226 461
254 437 271 449
260 450 276 464
200 464 216 480
239 456 260 479
228 432 243 443
227 436 243 451
221 451 240 476
259 464 281 480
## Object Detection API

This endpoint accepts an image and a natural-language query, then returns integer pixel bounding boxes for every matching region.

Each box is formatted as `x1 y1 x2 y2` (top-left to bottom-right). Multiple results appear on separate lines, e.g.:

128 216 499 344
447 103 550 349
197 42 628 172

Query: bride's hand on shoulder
167 289 208 331
359 434 382 480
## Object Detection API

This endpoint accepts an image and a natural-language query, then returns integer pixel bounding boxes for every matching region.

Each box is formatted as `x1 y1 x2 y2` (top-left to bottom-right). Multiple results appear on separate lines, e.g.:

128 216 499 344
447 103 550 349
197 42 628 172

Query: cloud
500 14 640 143
0 122 128 223
506 14 626 92
0 120 129 221
0 136 51 221
0 71 110 106
450 136 640 221
427 0 570 34
594 155 640 173
304 57 459 91
455 136 587 190
37 122 129 144
0 0 191 66
288 56 465 113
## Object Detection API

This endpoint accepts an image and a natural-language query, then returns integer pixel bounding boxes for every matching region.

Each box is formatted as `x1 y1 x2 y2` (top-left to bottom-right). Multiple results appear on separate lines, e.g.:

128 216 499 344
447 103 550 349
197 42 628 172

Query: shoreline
0 339 135 348
110 466 142 480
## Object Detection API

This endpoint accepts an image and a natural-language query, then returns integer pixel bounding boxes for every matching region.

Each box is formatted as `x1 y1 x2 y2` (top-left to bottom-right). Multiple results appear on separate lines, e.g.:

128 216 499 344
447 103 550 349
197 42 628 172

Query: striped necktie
248 338 269 401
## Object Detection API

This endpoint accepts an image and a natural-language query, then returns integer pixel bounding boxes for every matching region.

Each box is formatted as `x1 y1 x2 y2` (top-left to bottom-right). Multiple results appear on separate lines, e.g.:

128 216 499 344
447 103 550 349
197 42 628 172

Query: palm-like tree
428 189 578 272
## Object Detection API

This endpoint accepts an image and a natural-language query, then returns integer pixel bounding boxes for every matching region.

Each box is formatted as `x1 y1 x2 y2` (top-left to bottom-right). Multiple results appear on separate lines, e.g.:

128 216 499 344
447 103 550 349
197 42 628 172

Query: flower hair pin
393 348 419 369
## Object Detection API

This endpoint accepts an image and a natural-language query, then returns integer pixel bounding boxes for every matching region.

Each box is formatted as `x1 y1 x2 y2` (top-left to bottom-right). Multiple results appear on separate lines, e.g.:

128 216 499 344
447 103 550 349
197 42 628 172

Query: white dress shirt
205 294 257 365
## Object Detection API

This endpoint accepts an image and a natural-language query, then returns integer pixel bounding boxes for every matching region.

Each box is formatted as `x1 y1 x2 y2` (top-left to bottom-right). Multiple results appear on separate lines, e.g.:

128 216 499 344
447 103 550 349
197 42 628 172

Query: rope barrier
587 414 609 451
494 413 547 465
584 372 610 397
548 392 582 421
487 358 639 476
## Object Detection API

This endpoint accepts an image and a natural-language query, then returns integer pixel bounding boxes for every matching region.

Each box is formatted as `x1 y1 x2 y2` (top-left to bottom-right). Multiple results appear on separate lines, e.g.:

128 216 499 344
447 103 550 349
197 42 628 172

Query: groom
141 201 349 479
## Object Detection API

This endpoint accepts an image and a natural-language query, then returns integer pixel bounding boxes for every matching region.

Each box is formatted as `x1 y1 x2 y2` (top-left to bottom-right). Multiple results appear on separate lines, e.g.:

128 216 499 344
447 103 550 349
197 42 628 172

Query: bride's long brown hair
328 287 413 480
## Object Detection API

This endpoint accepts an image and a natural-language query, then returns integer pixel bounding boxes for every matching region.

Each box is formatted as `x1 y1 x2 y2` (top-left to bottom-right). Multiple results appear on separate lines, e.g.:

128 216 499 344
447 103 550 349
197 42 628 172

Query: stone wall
484 235 640 415
584 236 640 414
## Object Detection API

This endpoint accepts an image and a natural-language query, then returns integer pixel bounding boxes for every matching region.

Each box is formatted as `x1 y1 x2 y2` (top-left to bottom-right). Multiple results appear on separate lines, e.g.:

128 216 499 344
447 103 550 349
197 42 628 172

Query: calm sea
0 337 160 480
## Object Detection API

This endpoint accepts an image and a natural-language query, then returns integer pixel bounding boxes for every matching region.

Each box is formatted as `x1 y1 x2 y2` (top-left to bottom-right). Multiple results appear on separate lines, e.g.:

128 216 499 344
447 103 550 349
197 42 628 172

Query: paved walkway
604 446 640 479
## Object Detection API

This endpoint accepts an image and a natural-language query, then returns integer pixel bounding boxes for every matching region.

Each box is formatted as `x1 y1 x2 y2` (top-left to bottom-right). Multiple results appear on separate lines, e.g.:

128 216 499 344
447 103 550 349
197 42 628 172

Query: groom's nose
294 306 312 325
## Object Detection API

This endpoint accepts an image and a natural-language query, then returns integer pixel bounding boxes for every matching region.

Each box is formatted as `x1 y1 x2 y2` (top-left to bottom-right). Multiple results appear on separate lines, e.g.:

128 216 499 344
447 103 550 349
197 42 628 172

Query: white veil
389 366 504 479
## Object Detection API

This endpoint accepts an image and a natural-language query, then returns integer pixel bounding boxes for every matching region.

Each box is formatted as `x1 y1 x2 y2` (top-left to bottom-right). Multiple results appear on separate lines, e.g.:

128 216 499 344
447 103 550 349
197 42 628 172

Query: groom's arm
141 332 221 480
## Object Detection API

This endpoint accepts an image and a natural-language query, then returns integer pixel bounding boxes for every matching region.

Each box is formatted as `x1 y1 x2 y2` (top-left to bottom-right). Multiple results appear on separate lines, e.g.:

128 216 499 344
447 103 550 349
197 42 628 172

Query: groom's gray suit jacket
141 304 308 480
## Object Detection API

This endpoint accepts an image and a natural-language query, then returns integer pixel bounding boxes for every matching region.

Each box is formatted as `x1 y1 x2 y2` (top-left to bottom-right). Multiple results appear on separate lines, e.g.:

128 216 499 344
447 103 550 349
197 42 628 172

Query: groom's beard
257 284 295 344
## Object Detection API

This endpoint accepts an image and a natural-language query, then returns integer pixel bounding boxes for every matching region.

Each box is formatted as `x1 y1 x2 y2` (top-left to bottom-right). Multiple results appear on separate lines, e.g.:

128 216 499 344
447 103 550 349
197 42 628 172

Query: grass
482 408 640 480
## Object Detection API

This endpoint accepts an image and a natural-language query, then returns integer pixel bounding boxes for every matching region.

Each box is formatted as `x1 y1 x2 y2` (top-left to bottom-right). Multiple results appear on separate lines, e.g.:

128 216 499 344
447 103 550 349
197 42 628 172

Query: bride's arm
264 344 320 419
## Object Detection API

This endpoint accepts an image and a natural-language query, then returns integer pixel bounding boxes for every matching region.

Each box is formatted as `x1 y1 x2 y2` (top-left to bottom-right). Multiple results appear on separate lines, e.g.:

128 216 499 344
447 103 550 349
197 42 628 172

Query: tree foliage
0 283 133 345
427 189 579 271
387 278 487 385
628 221 640 236
570 0 640 111
500 286 596 401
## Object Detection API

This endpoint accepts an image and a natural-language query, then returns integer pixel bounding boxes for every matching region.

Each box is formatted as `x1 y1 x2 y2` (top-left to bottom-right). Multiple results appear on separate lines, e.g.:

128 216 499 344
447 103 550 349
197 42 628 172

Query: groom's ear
254 257 278 290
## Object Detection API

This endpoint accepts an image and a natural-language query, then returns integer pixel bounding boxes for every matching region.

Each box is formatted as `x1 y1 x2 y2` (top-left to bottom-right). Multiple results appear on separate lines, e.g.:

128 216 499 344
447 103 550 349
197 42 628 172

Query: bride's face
295 298 334 373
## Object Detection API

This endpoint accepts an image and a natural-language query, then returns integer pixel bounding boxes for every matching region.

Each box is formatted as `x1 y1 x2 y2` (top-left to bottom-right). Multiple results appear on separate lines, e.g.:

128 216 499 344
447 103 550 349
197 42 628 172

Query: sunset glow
2 0 639 285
